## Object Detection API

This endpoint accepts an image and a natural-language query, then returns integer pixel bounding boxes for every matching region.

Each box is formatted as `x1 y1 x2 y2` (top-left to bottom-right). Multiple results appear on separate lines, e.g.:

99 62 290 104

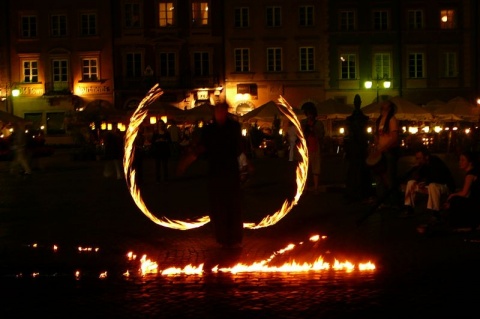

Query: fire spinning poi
123 84 308 230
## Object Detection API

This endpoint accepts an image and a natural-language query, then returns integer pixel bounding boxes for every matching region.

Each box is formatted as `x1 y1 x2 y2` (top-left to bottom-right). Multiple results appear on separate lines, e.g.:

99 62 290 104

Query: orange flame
135 235 375 276
124 87 308 231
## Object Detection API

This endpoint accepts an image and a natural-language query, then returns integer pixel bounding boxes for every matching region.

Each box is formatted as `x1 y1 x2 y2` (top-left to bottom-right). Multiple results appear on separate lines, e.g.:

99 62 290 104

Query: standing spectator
152 120 171 183
401 147 455 219
301 102 325 194
9 122 32 176
286 120 299 162
168 119 181 160
345 94 371 202
103 127 124 180
177 102 243 249
371 99 401 208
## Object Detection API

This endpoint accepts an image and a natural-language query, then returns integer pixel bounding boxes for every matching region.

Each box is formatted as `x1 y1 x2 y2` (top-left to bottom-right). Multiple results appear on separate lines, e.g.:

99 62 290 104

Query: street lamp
364 76 391 103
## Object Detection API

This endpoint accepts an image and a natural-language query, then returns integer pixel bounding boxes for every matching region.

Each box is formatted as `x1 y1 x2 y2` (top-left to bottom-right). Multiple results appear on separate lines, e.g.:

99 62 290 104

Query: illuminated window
267 47 282 72
82 58 99 81
23 60 38 83
51 15 67 37
52 59 69 91
440 9 455 29
234 7 249 28
159 1 174 26
192 2 208 26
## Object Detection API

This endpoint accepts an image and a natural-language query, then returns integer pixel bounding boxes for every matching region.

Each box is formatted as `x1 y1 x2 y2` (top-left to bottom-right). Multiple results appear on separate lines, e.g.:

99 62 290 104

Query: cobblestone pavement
1 150 479 318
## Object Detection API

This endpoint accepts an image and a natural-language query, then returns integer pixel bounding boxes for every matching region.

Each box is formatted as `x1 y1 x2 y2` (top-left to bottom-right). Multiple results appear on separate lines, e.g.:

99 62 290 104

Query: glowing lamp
150 116 157 124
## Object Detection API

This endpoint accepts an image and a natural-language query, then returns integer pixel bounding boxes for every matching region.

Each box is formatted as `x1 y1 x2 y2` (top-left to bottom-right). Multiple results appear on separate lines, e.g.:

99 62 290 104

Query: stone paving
0 150 479 318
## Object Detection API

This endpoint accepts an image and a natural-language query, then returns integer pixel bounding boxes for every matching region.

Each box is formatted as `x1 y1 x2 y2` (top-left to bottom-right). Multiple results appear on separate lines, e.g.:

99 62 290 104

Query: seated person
444 151 480 232
402 147 455 219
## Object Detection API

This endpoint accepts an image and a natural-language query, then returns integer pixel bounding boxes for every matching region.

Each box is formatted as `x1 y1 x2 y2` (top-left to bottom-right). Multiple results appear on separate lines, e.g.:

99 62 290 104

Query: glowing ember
124 86 308 230
99 271 107 279
134 235 375 276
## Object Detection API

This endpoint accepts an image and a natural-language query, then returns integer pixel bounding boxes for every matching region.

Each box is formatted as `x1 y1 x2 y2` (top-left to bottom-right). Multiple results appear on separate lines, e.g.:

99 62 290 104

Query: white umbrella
361 96 433 121
241 100 305 123
434 96 479 122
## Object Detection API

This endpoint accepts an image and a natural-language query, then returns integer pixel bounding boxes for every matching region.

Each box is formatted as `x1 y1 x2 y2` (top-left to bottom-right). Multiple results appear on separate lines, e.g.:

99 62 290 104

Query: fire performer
177 102 243 249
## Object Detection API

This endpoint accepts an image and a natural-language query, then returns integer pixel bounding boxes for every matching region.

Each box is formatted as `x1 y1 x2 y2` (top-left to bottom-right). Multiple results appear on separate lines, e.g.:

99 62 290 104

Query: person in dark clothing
402 147 455 219
177 103 243 249
151 120 171 183
345 94 372 202
103 127 124 180
444 151 480 231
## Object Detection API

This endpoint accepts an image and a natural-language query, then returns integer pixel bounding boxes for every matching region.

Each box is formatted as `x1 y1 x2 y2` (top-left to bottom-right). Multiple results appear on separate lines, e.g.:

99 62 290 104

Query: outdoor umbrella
433 96 479 122
184 104 214 122
361 96 433 121
241 100 305 123
315 99 354 120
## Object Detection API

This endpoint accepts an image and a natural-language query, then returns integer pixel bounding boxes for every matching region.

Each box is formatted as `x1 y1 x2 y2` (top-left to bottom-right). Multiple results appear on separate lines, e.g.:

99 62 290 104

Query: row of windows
21 13 98 38
20 48 458 86
339 8 456 31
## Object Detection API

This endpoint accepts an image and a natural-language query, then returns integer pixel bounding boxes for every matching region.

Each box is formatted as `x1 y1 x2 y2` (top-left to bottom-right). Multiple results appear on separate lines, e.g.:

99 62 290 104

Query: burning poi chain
123 84 308 230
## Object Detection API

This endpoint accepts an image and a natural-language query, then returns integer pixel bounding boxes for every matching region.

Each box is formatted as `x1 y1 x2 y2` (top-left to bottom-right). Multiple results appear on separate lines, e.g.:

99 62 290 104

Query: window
408 53 424 78
21 15 37 38
373 10 388 30
266 6 281 27
126 52 142 78
46 112 66 135
374 53 391 79
441 52 457 77
159 2 174 26
234 7 249 28
440 9 455 29
192 2 208 26
51 15 67 37
81 13 97 36
267 47 282 72
340 54 356 79
339 11 355 31
299 6 314 27
159 52 176 77
125 2 141 28
52 59 69 91
23 60 38 83
234 48 250 72
82 58 98 81
408 10 423 29
299 47 314 72
194 52 210 76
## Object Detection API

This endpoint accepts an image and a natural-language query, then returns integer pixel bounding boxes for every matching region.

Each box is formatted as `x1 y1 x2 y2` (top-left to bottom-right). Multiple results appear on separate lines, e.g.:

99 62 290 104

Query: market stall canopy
241 100 305 123
315 99 354 120
184 103 214 122
433 96 479 122
78 99 126 122
0 110 30 125
361 96 433 121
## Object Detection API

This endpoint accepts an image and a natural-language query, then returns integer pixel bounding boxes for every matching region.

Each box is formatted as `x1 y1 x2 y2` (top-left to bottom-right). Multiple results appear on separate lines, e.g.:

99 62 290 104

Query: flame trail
124 86 308 230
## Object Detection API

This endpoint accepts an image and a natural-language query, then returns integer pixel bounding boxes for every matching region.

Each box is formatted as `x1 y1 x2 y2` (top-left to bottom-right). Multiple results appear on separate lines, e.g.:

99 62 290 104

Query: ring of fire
123 84 309 230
